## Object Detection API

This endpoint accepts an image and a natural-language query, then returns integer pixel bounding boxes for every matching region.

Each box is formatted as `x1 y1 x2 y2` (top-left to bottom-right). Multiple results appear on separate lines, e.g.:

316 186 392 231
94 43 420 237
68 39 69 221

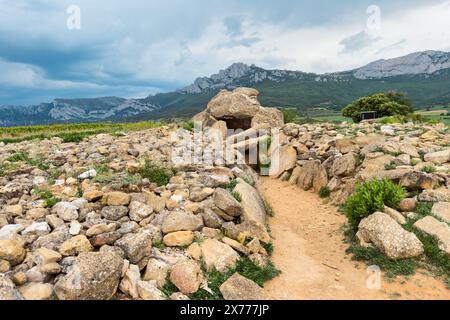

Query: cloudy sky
1 0 450 105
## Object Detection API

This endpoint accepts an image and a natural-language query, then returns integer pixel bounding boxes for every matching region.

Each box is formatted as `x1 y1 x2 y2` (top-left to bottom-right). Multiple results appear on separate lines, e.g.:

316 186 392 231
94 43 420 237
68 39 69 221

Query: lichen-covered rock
170 260 202 294
200 238 240 272
0 274 24 300
356 212 424 259
219 273 263 300
115 228 153 264
414 216 450 255
161 210 204 234
54 251 123 300
0 239 26 266
431 202 450 223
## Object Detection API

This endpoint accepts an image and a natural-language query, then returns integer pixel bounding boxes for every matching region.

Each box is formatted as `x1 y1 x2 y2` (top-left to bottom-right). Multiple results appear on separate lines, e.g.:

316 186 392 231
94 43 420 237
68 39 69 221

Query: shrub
139 160 172 186
421 165 436 174
33 188 61 208
345 178 406 229
384 161 397 170
182 120 195 132
319 186 331 198
342 92 413 123
281 109 299 124
231 191 242 202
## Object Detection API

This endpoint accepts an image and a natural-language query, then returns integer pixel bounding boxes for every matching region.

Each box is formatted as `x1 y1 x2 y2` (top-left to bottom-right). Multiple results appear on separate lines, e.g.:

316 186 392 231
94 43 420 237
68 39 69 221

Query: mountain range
2 50 450 126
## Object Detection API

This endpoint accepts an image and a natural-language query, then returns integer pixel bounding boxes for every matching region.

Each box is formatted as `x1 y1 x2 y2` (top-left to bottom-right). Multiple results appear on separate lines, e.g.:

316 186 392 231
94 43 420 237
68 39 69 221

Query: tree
342 92 413 122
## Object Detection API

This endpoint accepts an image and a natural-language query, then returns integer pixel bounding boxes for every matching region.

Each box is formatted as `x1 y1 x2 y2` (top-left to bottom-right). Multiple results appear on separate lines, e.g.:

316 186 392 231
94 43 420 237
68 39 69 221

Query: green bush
33 188 61 208
421 165 436 174
345 178 406 229
319 186 331 198
182 120 195 132
139 160 172 186
342 92 413 123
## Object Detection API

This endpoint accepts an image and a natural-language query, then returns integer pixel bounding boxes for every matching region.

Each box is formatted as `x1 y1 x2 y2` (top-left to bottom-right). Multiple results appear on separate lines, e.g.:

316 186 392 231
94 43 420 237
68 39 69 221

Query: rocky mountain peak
354 50 450 79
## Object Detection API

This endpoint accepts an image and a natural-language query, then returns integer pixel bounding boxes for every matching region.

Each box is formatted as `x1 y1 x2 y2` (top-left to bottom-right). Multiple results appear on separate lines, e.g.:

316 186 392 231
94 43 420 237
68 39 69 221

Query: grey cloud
339 30 381 53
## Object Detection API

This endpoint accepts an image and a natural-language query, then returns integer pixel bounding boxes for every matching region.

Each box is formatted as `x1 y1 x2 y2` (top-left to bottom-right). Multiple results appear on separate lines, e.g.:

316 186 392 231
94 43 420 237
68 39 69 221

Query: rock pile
0 124 271 300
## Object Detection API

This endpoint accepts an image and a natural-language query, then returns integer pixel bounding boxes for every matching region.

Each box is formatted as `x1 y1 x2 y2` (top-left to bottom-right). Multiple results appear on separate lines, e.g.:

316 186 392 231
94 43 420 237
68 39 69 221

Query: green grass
6 151 50 171
190 257 280 300
33 188 61 208
345 202 450 287
261 242 274 256
0 121 161 144
421 165 436 174
231 191 242 202
224 179 240 192
384 162 398 171
319 186 331 198
161 276 179 298
138 160 173 186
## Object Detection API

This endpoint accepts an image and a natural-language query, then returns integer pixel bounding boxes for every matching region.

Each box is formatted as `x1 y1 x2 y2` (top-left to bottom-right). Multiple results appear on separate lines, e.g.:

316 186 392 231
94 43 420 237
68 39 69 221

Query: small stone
106 192 131 206
163 231 194 247
101 206 129 221
0 224 24 240
129 201 153 222
4 205 23 217
414 216 450 255
214 188 242 217
143 258 170 288
22 222 51 236
137 280 165 300
83 190 103 202
46 215 65 229
52 202 79 222
200 238 240 272
170 260 202 294
0 274 24 300
170 292 190 300
59 235 94 256
86 223 116 237
69 221 82 235
115 229 153 264
119 264 141 299
0 259 11 273
161 210 204 234
54 251 124 300
431 202 450 224
18 283 53 300
222 237 250 255
12 272 27 286
78 169 97 180
25 208 48 220
398 198 417 212
383 206 406 225
219 273 263 300
0 239 26 266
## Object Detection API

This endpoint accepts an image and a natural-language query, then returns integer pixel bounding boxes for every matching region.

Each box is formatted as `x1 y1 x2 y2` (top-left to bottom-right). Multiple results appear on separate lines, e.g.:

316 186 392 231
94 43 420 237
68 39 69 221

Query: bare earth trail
259 177 450 300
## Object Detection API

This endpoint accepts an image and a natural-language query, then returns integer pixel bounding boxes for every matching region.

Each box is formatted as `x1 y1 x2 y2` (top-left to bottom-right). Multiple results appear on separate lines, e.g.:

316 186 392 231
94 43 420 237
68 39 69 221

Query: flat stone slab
431 202 450 224
414 216 450 255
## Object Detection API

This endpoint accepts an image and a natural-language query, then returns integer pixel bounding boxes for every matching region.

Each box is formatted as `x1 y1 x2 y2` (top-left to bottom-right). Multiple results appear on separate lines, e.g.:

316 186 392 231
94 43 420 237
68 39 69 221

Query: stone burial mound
191 87 286 175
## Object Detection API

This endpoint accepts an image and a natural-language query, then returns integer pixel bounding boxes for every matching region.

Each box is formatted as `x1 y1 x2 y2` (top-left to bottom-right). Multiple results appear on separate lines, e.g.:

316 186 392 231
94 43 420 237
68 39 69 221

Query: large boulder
219 273 263 300
414 216 450 255
424 149 450 164
199 239 240 272
207 88 261 121
0 239 26 266
356 212 424 259
251 107 284 128
115 229 153 264
268 145 297 177
431 202 450 223
170 260 202 294
54 251 124 300
0 274 24 300
289 160 328 192
331 153 357 177
161 210 204 234
234 181 269 241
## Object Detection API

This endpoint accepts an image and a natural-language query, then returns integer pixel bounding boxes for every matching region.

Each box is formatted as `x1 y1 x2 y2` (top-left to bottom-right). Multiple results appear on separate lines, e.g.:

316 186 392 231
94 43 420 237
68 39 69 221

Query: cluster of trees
342 91 413 122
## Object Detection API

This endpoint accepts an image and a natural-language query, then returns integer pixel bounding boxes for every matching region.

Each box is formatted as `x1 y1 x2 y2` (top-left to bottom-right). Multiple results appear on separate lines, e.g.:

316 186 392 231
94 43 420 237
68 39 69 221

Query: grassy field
0 121 161 144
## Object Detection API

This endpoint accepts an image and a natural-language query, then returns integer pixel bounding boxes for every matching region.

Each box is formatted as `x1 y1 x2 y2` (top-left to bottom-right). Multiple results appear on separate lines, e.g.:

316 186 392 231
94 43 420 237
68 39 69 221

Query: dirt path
259 177 450 300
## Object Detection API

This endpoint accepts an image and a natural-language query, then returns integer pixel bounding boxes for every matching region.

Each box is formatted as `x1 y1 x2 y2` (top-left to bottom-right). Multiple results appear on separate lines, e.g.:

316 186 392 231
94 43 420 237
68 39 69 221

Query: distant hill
2 50 450 126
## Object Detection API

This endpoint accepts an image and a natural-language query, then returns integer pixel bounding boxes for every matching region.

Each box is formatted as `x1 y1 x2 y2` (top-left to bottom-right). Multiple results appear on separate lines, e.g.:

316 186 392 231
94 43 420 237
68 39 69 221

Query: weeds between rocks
319 186 331 198
187 257 280 300
6 151 50 171
32 188 61 208
139 160 173 186
344 201 450 287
